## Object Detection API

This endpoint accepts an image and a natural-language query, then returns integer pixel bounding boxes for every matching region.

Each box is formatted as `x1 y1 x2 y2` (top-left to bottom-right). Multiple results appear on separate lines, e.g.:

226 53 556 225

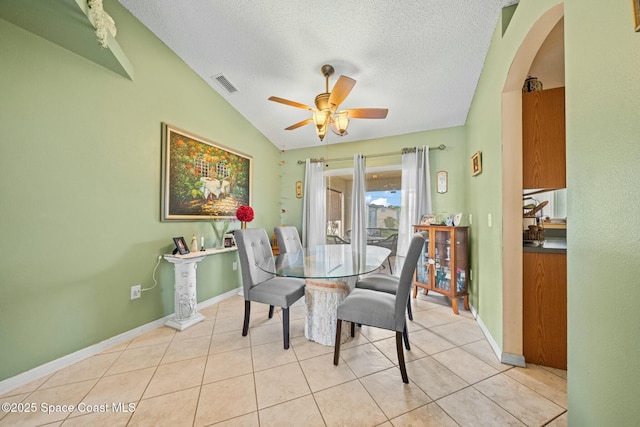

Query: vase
241 221 247 229
215 236 224 249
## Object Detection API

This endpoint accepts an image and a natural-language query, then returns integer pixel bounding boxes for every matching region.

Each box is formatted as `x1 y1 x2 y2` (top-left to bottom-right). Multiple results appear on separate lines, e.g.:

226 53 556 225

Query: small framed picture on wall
436 171 448 193
634 0 640 31
471 151 482 176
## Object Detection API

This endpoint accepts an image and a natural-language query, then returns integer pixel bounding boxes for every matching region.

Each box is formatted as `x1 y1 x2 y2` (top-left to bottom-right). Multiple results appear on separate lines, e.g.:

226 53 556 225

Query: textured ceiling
118 0 519 151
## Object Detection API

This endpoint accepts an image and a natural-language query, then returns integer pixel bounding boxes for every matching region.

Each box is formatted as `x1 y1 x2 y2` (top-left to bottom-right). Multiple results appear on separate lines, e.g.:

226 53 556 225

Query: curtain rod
296 144 446 165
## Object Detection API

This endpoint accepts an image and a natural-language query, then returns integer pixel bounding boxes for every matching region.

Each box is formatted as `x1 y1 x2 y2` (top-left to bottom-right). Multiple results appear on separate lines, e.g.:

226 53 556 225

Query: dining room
1 0 637 424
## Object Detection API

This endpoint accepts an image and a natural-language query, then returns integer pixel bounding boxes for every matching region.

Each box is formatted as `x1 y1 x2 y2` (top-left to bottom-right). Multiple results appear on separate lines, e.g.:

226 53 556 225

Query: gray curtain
302 159 326 248
396 146 432 273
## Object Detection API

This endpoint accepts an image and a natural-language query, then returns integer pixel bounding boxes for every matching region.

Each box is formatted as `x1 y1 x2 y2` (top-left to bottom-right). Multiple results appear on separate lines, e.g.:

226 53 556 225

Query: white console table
163 247 237 331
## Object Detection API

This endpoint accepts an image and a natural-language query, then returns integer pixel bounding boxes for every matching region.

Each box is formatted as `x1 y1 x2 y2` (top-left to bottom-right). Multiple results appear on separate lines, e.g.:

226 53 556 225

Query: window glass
325 167 401 240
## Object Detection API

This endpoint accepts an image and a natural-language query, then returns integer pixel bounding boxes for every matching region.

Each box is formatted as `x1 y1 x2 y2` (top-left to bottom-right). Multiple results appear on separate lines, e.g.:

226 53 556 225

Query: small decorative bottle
190 233 198 252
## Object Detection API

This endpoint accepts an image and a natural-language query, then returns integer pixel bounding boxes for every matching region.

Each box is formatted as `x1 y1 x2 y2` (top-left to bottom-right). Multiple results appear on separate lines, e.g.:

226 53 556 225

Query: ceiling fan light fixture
313 110 329 130
334 111 349 135
316 123 328 141
268 64 388 142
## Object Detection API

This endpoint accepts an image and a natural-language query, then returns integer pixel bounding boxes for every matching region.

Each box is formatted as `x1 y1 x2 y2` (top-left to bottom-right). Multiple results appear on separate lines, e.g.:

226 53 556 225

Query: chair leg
282 307 290 349
396 331 409 384
333 319 342 365
268 305 274 319
407 297 413 321
403 325 411 351
350 322 355 337
242 300 251 337
388 258 393 275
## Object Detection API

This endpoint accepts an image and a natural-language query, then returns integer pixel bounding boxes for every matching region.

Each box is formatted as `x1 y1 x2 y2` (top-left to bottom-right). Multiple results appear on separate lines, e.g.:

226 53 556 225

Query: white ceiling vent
212 73 238 94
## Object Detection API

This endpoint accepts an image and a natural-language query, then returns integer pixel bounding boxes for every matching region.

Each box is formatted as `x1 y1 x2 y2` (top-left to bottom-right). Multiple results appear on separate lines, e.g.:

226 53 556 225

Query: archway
501 3 564 363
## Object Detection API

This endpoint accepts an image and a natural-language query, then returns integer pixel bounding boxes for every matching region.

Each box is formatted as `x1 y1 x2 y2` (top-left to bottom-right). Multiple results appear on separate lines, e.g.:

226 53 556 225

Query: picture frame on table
420 214 437 225
471 151 482 176
161 123 252 221
172 236 190 255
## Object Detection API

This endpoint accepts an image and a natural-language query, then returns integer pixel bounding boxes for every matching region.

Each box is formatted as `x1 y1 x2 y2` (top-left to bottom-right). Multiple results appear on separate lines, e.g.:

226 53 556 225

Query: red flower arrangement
236 205 254 222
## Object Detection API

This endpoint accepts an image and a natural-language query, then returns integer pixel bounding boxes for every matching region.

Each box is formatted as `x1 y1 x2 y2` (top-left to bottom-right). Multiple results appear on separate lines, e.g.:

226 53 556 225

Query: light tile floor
0 292 567 426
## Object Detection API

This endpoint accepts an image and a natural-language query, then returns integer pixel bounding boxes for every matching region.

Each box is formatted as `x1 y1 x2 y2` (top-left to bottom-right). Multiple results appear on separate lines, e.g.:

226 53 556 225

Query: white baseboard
0 287 242 396
471 304 525 367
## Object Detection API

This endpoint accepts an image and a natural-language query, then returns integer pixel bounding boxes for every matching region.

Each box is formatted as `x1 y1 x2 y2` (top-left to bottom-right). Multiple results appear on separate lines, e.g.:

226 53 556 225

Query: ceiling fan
268 64 389 141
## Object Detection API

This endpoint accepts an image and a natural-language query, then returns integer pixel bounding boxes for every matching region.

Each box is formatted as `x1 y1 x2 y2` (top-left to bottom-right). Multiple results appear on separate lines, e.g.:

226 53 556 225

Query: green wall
564 0 640 424
468 0 640 424
279 127 467 231
0 1 281 381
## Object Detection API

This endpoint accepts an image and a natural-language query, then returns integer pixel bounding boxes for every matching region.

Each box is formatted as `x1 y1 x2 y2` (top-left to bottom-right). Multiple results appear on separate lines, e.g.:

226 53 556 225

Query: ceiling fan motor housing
314 93 331 112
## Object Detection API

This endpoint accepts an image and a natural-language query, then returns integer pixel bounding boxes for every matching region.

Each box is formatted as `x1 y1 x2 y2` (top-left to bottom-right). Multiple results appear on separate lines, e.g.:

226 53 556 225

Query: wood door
523 252 567 369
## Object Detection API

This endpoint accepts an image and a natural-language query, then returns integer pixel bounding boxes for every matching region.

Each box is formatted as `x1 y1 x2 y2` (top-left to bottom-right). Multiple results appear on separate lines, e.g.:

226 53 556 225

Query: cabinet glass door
434 229 451 291
454 228 469 294
415 233 431 283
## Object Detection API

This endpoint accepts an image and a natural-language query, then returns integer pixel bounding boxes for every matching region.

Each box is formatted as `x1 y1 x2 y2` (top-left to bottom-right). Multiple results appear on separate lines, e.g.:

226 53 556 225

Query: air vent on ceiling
212 73 238 94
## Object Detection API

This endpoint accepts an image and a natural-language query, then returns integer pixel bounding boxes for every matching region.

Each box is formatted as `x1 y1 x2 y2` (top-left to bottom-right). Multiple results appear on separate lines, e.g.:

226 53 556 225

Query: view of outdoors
325 169 402 242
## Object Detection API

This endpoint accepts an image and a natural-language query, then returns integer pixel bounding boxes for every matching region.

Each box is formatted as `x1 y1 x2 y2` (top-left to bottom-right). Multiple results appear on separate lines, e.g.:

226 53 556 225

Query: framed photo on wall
436 170 448 193
161 123 252 221
471 151 482 176
634 0 640 31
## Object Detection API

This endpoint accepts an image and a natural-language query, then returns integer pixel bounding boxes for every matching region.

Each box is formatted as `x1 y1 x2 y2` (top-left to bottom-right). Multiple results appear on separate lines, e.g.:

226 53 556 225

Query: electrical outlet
470 269 473 281
487 213 492 227
469 214 472 225
131 284 141 300
232 261 238 271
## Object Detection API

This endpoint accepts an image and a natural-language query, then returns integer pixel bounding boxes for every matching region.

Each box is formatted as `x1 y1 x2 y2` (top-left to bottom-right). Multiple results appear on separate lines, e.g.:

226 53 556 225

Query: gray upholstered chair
333 231 426 383
355 237 412 320
235 228 305 349
274 226 302 254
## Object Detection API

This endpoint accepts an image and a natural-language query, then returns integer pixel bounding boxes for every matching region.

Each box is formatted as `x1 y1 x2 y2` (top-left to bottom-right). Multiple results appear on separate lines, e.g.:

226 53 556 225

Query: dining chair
274 226 302 254
235 228 306 349
333 231 426 383
326 234 349 244
371 233 398 273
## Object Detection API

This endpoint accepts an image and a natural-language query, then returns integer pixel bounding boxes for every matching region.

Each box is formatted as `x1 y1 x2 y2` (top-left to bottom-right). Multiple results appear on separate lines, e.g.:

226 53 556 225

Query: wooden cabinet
523 252 567 369
522 87 566 189
413 225 469 314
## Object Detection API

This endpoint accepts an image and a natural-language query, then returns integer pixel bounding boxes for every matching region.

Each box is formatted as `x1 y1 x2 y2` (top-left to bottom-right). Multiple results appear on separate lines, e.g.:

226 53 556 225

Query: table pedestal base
304 277 357 346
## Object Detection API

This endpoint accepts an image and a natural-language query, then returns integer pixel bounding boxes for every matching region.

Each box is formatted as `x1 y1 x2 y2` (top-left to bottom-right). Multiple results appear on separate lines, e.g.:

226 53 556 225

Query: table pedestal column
163 255 206 331
304 276 358 346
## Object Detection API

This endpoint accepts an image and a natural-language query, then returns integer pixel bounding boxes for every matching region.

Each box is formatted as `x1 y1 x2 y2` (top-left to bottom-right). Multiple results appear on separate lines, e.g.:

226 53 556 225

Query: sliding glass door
325 167 402 242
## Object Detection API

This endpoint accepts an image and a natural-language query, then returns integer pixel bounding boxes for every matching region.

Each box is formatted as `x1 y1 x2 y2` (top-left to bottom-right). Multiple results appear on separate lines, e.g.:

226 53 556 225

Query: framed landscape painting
161 123 252 221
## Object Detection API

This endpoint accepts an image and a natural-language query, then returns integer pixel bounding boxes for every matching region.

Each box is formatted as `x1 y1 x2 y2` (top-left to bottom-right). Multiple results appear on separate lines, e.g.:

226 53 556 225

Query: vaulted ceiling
118 0 519 151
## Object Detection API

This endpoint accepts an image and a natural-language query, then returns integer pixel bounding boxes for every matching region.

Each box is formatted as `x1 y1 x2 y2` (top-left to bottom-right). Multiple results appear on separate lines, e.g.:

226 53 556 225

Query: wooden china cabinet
413 225 470 314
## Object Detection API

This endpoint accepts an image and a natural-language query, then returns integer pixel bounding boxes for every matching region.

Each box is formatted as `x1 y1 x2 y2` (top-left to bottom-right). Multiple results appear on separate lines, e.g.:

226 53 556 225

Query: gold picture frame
634 0 640 31
436 170 448 193
161 123 252 221
471 151 482 176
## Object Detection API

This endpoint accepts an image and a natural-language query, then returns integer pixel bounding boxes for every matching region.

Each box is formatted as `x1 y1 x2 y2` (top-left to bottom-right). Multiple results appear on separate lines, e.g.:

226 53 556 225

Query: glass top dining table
260 244 391 279
257 244 391 346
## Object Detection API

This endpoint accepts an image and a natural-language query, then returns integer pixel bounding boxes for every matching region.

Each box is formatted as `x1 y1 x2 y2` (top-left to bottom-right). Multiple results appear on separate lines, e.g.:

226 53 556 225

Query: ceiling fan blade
285 118 313 130
345 108 389 119
268 96 313 110
328 75 356 109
